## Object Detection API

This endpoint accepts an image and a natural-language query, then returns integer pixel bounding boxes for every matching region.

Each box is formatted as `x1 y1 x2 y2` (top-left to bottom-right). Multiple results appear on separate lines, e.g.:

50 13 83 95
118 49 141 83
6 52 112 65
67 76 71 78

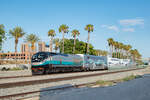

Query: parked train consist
31 52 108 75
107 57 131 67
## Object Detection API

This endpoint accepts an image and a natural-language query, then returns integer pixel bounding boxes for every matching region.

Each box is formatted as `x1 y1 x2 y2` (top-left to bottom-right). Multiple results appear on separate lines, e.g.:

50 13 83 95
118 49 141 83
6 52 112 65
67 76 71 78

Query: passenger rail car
31 52 108 75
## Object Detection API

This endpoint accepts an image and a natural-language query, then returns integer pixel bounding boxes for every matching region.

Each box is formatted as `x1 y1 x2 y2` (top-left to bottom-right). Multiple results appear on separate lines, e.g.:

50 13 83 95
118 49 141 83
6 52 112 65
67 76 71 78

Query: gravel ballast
0 67 150 100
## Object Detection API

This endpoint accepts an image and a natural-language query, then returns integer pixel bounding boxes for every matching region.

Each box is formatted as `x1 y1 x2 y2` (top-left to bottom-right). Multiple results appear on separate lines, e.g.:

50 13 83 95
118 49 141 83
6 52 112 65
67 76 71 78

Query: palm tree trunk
30 43 34 62
127 51 129 59
31 43 34 52
62 32 64 53
118 48 119 58
15 39 18 67
73 35 76 54
118 49 120 58
109 45 111 57
15 39 18 53
112 45 114 58
121 49 122 58
119 49 121 58
15 42 17 64
132 55 135 65
111 45 113 57
115 48 117 58
125 50 127 59
50 37 53 52
87 31 90 54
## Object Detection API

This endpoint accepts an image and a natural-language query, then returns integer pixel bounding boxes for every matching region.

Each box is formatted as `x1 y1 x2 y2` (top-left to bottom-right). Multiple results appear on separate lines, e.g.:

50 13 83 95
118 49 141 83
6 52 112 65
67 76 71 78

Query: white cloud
108 26 119 32
119 18 144 26
101 25 107 28
122 28 135 32
101 25 119 32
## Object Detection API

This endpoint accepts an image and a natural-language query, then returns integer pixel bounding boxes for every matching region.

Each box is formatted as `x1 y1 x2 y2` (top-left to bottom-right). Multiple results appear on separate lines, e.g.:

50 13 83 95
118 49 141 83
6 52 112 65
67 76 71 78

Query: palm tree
126 45 132 58
71 29 80 54
95 49 108 56
48 29 56 52
117 42 122 58
119 43 124 58
53 38 60 53
107 38 114 57
95 49 100 56
114 41 118 58
59 24 69 53
85 24 94 54
102 51 108 56
25 34 39 52
124 45 130 59
130 49 141 60
0 24 6 51
9 27 25 52
111 40 115 57
130 49 141 64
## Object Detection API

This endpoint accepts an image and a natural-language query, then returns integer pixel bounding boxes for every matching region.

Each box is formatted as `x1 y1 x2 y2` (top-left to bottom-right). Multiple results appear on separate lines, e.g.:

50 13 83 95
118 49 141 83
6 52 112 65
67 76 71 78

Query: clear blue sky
0 0 150 58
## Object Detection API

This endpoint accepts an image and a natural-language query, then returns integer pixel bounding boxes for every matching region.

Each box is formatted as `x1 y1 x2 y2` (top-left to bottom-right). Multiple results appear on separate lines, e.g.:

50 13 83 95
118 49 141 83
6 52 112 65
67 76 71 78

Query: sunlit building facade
0 42 50 61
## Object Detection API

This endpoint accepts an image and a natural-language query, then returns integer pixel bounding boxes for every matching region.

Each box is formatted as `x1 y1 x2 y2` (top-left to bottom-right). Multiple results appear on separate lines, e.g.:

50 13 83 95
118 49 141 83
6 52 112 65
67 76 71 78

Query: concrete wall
0 64 31 70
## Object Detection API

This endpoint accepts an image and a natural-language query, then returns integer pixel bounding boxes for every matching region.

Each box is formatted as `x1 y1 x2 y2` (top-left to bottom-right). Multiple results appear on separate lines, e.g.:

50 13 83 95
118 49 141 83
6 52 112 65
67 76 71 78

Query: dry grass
95 80 114 86
88 75 142 88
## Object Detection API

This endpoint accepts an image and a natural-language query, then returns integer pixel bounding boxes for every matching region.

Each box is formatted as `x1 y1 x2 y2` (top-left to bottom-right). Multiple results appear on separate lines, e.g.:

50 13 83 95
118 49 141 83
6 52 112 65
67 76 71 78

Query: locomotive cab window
32 52 49 62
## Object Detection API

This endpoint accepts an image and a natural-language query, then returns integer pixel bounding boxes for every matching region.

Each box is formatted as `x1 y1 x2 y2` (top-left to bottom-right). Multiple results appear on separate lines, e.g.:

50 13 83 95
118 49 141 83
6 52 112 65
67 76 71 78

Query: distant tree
59 39 95 55
95 49 108 56
48 29 56 52
85 24 94 54
9 27 25 52
25 34 39 52
71 29 80 54
130 49 141 63
0 24 6 51
59 24 69 53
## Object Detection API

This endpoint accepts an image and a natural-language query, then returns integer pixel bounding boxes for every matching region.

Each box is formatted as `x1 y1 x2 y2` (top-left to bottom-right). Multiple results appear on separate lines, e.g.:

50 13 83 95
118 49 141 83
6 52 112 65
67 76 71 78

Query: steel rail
0 68 144 89
0 67 145 99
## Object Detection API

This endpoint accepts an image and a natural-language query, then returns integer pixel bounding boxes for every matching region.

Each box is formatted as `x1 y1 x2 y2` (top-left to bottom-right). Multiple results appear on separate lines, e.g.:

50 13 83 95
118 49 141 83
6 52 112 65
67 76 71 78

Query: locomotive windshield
31 52 57 62
32 52 48 62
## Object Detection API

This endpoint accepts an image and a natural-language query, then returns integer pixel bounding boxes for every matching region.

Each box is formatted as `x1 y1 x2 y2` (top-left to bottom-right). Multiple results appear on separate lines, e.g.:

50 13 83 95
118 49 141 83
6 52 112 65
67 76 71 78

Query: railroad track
0 67 144 89
0 71 82 80
0 70 102 80
0 75 32 80
0 82 94 100
0 67 145 100
0 67 141 80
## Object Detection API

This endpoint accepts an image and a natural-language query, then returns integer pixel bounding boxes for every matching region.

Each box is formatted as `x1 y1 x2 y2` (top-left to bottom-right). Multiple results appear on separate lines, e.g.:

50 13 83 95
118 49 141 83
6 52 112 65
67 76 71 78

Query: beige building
0 42 50 61
38 42 50 52
0 43 34 61
38 42 46 52
21 43 30 53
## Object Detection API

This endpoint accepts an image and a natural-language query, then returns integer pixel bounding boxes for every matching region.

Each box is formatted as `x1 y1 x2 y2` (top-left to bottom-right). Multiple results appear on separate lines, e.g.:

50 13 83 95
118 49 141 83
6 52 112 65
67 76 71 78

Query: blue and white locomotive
31 52 108 75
